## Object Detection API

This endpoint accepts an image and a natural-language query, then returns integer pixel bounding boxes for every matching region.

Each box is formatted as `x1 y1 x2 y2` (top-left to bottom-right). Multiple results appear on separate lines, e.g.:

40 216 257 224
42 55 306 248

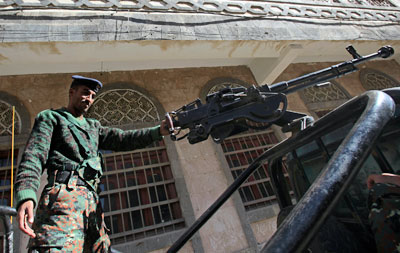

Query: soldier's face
69 85 96 115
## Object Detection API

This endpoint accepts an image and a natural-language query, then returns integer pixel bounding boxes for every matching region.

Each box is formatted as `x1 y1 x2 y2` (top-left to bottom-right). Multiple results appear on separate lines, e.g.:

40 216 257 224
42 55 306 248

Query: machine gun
165 45 394 144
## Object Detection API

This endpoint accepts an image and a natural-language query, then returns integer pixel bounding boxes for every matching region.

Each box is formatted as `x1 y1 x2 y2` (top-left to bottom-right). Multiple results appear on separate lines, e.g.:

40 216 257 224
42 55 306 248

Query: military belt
55 170 87 187
63 163 78 171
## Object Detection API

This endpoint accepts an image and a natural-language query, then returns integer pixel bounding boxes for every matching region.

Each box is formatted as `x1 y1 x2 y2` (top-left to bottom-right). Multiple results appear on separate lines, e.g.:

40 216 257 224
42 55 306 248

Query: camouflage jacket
14 108 163 208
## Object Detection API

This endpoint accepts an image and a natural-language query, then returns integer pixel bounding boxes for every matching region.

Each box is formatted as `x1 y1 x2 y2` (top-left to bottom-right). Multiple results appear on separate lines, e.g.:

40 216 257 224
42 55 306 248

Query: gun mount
166 45 394 144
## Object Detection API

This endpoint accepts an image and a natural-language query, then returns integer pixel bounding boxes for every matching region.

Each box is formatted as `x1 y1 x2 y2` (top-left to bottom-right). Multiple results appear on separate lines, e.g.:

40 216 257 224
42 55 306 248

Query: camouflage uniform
15 108 163 252
368 183 400 253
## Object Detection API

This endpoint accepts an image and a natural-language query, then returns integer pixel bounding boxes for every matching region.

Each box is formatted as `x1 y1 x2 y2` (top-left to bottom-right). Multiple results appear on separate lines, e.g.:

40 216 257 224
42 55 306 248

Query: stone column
173 139 250 252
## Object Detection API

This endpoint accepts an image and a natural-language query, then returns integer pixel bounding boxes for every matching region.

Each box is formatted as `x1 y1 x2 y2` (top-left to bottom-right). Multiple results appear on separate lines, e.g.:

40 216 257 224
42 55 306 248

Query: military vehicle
266 87 400 252
167 45 398 252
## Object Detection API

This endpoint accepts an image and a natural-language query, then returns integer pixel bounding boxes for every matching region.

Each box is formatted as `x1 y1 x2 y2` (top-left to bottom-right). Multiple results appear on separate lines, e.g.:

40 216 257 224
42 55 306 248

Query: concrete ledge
1 11 400 43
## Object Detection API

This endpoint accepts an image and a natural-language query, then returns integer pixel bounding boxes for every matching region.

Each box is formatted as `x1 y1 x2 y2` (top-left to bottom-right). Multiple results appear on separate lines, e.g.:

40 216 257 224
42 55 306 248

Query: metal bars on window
86 89 160 126
221 129 291 211
360 69 400 91
0 102 21 137
0 149 18 206
99 140 184 245
0 149 18 253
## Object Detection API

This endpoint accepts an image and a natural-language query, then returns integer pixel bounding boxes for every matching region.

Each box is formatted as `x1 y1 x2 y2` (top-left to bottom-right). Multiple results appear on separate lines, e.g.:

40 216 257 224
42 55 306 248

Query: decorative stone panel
87 89 160 126
360 69 400 90
0 0 398 22
301 82 349 103
299 81 351 118
0 101 21 136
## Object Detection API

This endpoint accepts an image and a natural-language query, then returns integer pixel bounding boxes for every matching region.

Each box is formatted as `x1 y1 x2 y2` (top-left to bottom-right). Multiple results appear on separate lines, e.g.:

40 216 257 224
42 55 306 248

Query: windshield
286 119 400 222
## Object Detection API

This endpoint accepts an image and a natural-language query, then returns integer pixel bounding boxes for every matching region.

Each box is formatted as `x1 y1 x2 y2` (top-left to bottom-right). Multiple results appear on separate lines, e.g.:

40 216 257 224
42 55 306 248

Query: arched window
299 81 351 118
0 96 28 205
0 93 30 252
87 87 184 245
86 89 160 126
0 100 21 205
0 100 21 136
202 78 289 211
360 69 399 90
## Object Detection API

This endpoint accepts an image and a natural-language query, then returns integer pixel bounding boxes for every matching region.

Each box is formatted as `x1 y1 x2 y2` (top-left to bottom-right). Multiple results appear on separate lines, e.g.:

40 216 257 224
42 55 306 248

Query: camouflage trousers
369 183 400 253
29 180 110 252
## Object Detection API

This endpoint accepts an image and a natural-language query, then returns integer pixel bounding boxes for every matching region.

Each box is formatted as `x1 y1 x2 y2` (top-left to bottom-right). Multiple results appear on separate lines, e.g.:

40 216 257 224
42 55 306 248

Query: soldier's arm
98 120 169 151
14 110 55 209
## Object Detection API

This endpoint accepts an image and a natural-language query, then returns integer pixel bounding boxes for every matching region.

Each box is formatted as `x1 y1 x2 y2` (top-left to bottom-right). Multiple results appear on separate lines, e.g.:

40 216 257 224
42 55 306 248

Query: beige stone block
178 164 229 211
250 216 277 245
199 204 248 253
287 93 308 113
189 184 233 216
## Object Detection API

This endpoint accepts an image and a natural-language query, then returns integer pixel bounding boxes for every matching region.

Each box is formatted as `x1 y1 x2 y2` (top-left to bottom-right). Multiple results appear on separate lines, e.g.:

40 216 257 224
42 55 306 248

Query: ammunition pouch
49 155 104 192
76 156 103 191
55 170 87 187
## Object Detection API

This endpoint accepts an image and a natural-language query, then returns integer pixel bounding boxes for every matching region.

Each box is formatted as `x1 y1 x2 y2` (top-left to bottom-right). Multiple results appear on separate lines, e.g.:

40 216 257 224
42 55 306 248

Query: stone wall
0 66 255 124
280 59 400 114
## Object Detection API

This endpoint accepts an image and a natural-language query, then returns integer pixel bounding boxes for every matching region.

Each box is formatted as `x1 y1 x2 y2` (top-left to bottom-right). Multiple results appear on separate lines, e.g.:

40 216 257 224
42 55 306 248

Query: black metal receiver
166 45 394 144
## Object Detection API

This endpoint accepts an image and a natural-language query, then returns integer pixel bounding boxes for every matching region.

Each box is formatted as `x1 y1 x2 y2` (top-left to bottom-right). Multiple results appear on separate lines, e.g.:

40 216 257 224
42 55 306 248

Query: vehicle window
287 123 400 222
320 123 352 150
377 129 400 173
335 155 382 219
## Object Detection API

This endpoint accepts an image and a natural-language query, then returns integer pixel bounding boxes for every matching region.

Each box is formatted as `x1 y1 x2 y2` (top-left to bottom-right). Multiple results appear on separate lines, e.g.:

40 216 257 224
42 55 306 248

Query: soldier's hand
17 200 36 238
160 119 170 136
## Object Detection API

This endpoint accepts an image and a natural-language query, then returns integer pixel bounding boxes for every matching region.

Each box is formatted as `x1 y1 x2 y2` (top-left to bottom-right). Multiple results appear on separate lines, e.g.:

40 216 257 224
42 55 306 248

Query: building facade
0 0 399 252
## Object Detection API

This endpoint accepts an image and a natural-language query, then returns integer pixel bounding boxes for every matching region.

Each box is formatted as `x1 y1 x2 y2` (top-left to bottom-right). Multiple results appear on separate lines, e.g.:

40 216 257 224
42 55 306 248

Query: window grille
300 81 351 119
86 89 160 125
100 141 184 244
0 149 18 206
360 69 399 91
87 88 184 245
301 82 348 104
0 101 21 136
205 81 292 211
0 149 18 252
221 129 291 210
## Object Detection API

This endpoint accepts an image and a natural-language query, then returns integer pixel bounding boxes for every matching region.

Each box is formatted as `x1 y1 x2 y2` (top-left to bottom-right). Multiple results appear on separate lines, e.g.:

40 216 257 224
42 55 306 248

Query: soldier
367 173 400 253
15 75 169 252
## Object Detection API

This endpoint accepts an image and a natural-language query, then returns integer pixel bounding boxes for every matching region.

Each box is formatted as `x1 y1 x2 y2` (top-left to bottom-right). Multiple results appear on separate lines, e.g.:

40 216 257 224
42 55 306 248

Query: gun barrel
266 45 394 95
